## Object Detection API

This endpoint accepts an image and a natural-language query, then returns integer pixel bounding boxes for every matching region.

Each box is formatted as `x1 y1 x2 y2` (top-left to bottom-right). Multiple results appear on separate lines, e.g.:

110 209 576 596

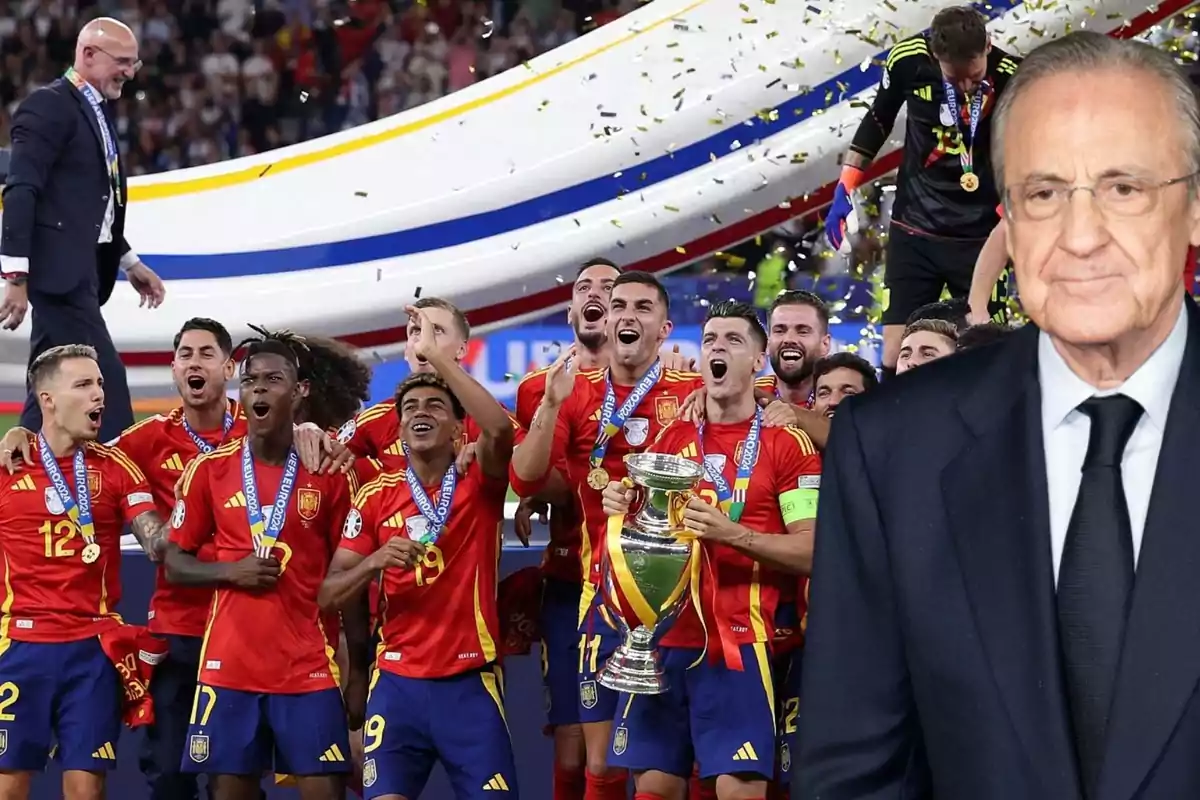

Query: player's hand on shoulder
542 345 578 409
0 426 33 474
762 400 800 428
227 555 281 589
678 387 706 423
368 536 424 571
659 343 695 372
602 479 636 518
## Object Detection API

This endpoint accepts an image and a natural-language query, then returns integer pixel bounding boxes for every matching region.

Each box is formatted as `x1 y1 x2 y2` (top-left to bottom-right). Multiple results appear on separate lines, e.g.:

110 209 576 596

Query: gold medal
960 172 980 193
81 542 100 564
587 467 610 491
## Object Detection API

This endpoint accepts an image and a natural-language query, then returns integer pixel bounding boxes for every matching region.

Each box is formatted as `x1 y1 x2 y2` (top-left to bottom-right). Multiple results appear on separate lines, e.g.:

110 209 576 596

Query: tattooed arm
130 510 170 562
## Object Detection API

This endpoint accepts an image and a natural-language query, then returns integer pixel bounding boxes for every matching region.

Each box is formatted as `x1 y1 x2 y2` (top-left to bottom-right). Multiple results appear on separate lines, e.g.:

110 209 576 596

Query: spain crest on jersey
612 725 628 756
363 758 377 788
87 469 102 497
655 396 679 426
188 734 209 763
297 488 321 521
579 680 598 709
733 439 761 467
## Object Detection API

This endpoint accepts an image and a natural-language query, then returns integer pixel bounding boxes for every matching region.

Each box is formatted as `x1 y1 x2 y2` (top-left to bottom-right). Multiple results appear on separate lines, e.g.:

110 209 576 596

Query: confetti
354 191 368 197
481 18 495 38
414 286 423 299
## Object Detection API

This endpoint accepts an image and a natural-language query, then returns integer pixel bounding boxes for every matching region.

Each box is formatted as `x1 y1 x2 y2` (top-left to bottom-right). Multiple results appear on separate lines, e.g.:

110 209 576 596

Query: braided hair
236 326 371 430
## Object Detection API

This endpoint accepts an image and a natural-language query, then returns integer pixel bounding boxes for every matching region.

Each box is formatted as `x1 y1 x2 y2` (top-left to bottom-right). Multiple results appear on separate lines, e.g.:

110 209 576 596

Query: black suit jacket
796 297 1200 800
1 77 131 305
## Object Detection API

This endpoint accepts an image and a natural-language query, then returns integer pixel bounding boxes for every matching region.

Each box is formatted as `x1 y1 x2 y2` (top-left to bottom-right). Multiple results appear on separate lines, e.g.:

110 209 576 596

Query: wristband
839 164 866 193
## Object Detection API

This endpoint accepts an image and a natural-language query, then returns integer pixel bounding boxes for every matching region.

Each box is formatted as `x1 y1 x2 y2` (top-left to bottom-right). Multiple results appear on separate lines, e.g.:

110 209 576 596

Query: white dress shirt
1040 301 1188 585
0 79 139 279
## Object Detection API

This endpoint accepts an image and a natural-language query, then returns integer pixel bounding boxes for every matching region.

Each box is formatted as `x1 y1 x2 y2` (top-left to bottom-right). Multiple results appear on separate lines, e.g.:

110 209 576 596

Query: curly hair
395 372 466 420
236 326 372 429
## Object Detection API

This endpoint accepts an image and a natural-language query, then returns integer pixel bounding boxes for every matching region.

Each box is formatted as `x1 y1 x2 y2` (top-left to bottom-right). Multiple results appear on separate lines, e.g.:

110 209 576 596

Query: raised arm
511 347 576 488
794 405 919 798
408 305 514 480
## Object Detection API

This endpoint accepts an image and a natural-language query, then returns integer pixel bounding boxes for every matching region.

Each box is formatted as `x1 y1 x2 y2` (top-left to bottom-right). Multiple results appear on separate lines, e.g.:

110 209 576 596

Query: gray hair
29 344 99 391
992 31 1200 195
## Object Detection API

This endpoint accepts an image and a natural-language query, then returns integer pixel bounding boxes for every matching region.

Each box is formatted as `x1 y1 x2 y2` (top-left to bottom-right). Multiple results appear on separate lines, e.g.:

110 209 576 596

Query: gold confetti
664 205 680 212
675 246 688 254
742 17 758 23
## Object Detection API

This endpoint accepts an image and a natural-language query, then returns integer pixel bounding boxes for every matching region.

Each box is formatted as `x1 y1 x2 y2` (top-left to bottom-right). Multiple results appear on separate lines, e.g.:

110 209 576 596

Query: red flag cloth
97 625 168 729
498 567 543 657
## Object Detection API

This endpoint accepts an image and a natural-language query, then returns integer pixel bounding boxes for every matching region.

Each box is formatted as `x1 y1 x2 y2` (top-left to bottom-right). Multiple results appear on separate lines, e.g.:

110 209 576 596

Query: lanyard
942 79 988 181
65 67 121 204
38 434 99 562
183 406 235 455
590 360 663 470
696 408 762 523
402 441 457 546
240 439 299 558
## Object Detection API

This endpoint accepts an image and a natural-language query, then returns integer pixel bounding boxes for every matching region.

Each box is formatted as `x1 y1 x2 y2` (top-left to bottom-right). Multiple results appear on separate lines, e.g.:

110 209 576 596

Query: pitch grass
0 413 521 503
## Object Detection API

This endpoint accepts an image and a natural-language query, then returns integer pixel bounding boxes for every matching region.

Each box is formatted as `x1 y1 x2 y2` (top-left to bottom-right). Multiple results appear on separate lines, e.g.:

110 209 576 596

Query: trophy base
597 642 668 695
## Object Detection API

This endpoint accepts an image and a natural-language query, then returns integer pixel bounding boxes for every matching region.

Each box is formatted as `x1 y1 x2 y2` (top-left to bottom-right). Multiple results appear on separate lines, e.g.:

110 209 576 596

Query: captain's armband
779 476 820 524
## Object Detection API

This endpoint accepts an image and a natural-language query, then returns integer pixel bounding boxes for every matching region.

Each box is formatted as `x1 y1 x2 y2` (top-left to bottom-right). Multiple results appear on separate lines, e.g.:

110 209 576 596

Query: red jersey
511 367 703 608
339 466 507 679
116 404 247 637
170 439 356 694
0 440 156 642
647 418 821 648
515 367 581 584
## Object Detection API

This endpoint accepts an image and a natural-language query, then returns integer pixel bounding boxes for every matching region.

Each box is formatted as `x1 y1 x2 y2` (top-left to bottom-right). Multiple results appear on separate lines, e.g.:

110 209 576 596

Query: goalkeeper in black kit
823 6 1019 378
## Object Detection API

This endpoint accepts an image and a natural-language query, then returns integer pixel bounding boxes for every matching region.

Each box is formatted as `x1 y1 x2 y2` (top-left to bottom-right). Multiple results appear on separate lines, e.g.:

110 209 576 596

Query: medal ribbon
240 439 299 558
183 405 235 455
696 408 762 523
590 360 664 470
941 79 987 179
65 67 121 205
38 434 97 552
401 442 457 546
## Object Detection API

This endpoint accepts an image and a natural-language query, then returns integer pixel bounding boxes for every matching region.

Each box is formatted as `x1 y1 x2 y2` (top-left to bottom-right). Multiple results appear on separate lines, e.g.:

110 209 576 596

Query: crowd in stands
0 0 640 174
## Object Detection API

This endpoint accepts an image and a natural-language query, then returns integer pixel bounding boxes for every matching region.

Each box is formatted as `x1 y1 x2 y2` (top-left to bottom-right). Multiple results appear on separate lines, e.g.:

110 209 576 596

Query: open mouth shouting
616 326 641 346
581 301 606 325
251 401 271 420
778 345 805 369
408 416 437 439
185 373 207 398
708 357 729 382
86 406 104 429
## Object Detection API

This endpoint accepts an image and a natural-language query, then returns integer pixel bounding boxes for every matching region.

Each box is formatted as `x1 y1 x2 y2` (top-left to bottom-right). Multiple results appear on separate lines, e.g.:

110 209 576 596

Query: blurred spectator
0 0 638 174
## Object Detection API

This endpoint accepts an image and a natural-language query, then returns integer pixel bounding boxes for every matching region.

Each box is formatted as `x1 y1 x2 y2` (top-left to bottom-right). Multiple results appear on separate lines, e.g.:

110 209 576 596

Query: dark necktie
1058 394 1144 798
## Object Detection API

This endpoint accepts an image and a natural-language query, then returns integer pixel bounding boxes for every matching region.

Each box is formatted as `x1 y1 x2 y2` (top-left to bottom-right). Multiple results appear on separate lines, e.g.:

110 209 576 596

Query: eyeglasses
1004 171 1199 222
90 45 143 73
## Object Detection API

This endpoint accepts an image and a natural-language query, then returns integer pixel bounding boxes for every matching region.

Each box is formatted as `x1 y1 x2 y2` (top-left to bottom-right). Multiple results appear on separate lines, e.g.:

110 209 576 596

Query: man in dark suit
0 17 165 442
796 32 1200 800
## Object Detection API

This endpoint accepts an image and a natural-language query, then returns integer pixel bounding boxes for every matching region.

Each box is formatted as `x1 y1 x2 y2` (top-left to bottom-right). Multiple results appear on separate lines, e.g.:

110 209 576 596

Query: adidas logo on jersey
9 475 34 491
161 454 185 472
224 492 247 509
732 742 759 761
381 512 404 528
677 443 698 459
482 774 510 791
318 744 346 763
91 742 116 760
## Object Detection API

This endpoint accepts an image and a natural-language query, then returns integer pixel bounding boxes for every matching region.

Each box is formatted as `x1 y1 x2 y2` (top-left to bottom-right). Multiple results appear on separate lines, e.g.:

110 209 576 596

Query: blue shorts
360 666 517 800
180 684 350 776
776 650 802 783
576 588 623 724
609 643 776 780
0 638 122 772
542 577 583 727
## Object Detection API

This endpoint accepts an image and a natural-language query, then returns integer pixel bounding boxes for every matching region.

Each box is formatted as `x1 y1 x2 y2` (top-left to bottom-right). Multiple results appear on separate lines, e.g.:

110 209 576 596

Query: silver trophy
597 452 704 694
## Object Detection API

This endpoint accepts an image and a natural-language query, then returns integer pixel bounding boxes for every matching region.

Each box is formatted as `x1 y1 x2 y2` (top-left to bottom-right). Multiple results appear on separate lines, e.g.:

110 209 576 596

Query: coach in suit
0 18 165 442
796 32 1200 800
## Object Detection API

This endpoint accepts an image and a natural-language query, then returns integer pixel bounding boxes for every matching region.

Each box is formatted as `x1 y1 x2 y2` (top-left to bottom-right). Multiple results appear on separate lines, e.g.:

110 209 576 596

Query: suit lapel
66 80 109 167
1098 299 1200 800
941 325 1081 799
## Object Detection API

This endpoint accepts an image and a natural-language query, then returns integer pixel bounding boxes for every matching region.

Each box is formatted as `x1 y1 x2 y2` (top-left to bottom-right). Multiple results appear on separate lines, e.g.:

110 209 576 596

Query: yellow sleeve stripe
886 37 928 70
517 367 550 387
782 426 817 457
90 442 147 482
121 414 167 438
355 401 396 425
347 471 360 497
663 370 702 382
353 471 406 507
